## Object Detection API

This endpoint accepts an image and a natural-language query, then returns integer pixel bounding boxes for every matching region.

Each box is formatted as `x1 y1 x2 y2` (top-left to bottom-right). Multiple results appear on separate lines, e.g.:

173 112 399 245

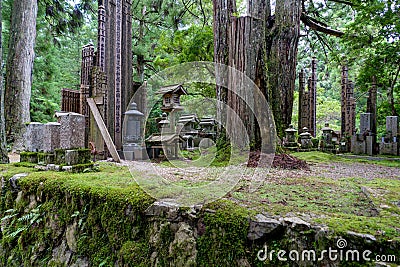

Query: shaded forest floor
1 151 399 241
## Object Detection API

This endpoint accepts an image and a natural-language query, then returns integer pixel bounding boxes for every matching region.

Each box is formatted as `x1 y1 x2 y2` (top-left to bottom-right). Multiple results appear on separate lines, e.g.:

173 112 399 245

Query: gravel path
127 160 400 182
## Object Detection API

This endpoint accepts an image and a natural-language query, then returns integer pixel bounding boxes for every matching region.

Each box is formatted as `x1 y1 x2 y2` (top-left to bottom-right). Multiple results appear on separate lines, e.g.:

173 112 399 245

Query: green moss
70 163 94 173
37 153 55 164
197 200 252 266
292 151 400 168
118 241 150 266
20 152 39 163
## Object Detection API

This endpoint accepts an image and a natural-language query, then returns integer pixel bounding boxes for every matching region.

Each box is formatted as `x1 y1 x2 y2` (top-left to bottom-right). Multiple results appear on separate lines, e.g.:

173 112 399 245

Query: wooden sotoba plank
87 98 121 163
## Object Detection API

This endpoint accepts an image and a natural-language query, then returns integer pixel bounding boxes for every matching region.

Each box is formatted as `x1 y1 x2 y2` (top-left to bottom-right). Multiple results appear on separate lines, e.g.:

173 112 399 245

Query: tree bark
0 0 9 163
5 0 38 151
214 0 301 140
266 0 302 137
227 3 269 148
388 65 400 116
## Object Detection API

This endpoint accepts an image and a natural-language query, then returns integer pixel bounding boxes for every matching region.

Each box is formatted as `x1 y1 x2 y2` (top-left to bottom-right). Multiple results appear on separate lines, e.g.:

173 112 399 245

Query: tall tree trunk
266 0 302 137
388 65 400 116
213 0 236 147
5 0 38 151
227 3 268 149
213 0 301 142
0 0 9 163
213 0 236 115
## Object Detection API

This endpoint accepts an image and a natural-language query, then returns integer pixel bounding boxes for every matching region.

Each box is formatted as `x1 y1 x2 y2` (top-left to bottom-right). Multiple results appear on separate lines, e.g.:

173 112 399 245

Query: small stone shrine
351 113 375 155
380 116 399 155
146 113 184 159
199 117 217 140
177 114 199 150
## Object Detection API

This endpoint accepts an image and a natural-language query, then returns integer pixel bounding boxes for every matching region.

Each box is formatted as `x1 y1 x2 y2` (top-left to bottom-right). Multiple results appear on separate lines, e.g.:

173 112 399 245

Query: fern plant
1 205 44 241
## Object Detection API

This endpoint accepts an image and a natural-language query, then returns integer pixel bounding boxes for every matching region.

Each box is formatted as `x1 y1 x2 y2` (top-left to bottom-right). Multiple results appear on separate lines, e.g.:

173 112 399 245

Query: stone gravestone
25 122 44 152
386 116 398 140
360 113 372 135
43 122 61 153
57 112 85 149
380 116 399 155
362 113 374 155
351 113 373 155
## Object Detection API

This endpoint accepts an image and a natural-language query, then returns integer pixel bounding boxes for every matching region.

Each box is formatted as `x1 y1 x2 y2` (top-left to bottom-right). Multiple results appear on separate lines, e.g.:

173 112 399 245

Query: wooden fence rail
61 88 81 113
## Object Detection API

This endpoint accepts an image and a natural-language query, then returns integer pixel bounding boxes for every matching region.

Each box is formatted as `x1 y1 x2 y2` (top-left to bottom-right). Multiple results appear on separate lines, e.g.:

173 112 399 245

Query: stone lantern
320 123 335 152
158 112 171 132
299 127 312 149
321 123 333 144
156 84 188 112
123 102 145 160
284 124 297 147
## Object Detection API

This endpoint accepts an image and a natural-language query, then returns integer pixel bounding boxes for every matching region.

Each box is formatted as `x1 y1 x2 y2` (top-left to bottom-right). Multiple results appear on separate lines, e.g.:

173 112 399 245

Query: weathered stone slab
247 214 282 241
283 217 311 231
55 149 91 165
366 135 374 156
360 113 372 135
25 122 44 152
380 143 399 155
386 116 398 138
57 112 85 149
65 150 80 165
351 135 366 154
43 122 61 152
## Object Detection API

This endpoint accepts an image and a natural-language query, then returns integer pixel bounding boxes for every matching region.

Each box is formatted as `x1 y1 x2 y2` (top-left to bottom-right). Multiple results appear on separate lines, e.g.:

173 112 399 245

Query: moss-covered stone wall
0 165 398 266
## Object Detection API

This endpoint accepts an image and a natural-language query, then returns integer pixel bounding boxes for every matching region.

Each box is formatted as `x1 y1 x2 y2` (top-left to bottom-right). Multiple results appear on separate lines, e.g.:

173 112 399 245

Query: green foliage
298 0 399 135
154 25 214 69
30 4 97 122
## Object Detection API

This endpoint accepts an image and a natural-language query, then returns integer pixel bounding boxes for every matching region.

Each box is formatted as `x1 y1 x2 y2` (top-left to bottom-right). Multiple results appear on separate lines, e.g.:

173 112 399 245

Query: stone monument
299 127 313 150
123 102 145 160
380 116 399 155
284 124 298 150
351 113 374 155
320 123 336 152
340 65 356 152
298 58 317 136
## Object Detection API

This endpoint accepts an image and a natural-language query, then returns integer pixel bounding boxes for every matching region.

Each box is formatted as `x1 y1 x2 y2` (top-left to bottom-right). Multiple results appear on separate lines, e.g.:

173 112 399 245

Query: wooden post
367 76 377 153
341 65 348 137
87 98 121 163
309 57 317 137
298 69 305 131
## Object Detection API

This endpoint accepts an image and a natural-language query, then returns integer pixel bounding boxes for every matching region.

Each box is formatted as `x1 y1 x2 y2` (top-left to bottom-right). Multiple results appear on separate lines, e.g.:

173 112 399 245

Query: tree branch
301 13 344 37
328 0 354 6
